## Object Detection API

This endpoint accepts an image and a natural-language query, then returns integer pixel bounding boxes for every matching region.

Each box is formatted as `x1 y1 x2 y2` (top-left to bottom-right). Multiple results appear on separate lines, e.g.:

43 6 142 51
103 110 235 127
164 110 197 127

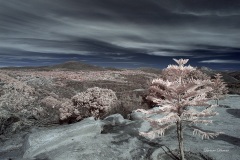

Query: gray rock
130 107 163 121
104 113 129 125
23 117 104 159
21 116 157 160
130 110 145 120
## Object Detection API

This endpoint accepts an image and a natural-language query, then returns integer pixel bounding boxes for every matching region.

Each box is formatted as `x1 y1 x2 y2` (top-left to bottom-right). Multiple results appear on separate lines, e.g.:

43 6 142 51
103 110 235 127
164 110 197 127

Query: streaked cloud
147 51 192 57
0 0 239 69
199 59 240 64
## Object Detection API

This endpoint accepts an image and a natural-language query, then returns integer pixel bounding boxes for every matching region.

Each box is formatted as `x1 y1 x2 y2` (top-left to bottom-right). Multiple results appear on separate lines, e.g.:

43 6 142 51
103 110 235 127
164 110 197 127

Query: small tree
137 59 223 160
210 73 228 105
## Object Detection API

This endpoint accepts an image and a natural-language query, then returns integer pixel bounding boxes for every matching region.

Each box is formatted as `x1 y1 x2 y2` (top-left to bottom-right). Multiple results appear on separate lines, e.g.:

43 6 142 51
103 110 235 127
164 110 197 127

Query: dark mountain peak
49 61 106 71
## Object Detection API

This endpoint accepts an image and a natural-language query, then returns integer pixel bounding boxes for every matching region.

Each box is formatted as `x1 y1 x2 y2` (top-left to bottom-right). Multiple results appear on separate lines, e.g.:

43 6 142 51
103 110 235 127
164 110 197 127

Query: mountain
199 67 240 83
47 61 106 71
197 67 240 94
0 61 107 71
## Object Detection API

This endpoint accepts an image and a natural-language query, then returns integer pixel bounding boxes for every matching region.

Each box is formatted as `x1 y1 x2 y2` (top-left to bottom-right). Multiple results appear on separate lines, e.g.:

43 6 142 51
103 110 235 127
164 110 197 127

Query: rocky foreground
0 62 240 160
0 95 239 160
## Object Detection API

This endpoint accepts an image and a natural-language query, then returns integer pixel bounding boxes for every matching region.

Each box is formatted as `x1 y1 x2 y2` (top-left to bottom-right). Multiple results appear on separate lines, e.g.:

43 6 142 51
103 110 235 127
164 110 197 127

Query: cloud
147 51 192 57
174 11 240 17
199 59 240 64
107 56 135 60
0 0 240 69
1 0 240 49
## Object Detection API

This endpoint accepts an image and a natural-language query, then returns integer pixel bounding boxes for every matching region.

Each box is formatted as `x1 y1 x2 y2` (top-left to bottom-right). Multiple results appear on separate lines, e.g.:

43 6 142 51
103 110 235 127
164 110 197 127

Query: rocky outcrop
23 117 104 159
1 95 240 160
19 115 154 160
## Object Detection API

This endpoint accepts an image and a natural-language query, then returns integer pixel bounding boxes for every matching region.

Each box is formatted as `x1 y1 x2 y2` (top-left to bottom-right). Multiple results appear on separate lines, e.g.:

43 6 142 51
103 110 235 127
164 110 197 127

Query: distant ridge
198 66 239 83
48 61 106 71
0 61 128 71
0 61 108 71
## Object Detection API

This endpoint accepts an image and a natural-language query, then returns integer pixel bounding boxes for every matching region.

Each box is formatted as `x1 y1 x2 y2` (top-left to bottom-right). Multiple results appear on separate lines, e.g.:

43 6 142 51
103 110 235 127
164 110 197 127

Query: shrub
40 96 61 109
59 87 118 121
0 73 37 136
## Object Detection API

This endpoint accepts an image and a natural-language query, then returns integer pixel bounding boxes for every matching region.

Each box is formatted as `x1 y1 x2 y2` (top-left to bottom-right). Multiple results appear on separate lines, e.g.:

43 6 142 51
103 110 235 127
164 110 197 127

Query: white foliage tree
210 73 228 105
137 59 223 160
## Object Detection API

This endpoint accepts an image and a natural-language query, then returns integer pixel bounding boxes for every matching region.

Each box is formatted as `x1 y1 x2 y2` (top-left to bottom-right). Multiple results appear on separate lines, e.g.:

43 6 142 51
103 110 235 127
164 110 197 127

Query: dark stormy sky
0 0 240 70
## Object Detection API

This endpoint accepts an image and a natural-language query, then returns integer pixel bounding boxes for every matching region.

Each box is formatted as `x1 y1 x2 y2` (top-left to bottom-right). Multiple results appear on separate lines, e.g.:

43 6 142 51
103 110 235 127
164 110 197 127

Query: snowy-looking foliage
0 72 36 113
147 60 210 107
59 87 118 121
137 59 224 160
210 73 228 105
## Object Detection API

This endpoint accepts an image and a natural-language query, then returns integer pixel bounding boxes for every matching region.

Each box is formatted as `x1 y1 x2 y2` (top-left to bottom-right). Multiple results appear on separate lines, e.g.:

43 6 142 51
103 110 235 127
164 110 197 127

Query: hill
0 61 107 71
47 61 106 71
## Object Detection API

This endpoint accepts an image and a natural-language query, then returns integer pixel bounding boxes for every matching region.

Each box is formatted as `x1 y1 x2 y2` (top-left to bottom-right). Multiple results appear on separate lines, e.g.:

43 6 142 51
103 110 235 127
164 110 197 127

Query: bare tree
137 59 223 160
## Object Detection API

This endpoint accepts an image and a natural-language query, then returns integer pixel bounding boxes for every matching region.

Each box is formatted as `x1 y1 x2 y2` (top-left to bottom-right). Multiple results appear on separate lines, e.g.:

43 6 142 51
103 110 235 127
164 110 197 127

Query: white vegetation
137 59 224 160
210 73 228 105
59 87 118 121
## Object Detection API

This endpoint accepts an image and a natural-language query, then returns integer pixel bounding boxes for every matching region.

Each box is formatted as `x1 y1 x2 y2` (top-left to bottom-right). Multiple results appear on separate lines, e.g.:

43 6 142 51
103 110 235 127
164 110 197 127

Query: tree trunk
177 121 185 160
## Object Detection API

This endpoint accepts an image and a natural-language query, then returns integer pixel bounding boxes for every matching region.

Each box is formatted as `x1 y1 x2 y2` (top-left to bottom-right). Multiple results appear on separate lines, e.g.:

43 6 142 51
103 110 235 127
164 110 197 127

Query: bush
40 96 61 109
59 87 118 121
0 73 37 136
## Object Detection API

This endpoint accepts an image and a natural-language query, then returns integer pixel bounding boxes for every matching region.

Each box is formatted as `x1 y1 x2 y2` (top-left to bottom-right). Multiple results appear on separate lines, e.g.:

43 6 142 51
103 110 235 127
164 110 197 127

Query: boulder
103 113 129 125
23 117 104 159
21 115 159 160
